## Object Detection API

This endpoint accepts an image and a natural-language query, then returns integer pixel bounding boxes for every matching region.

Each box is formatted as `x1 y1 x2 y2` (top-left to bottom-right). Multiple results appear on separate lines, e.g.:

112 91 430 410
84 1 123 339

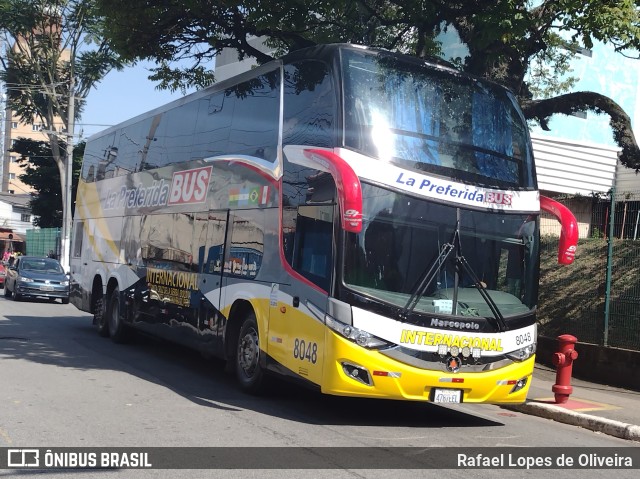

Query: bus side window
283 61 335 148
291 205 334 291
72 221 84 258
282 158 337 291
228 70 280 161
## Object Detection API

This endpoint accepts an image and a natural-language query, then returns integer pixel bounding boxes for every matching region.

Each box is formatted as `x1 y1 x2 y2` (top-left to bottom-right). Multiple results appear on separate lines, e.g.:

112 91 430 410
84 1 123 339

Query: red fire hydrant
551 334 578 404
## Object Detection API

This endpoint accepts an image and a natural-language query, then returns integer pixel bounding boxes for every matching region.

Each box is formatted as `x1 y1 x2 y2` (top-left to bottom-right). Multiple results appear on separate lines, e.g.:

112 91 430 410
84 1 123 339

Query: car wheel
235 311 266 394
61 297 70 305
13 291 22 301
107 287 128 343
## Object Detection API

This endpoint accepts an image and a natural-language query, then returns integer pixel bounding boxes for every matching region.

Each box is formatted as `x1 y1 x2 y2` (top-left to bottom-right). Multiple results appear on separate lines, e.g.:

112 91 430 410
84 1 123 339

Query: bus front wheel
236 312 266 394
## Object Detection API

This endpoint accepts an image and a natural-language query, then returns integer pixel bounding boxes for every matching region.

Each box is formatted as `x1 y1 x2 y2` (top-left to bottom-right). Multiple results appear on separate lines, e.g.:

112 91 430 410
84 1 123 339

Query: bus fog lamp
510 377 528 394
450 346 460 357
341 362 373 386
472 348 482 359
461 346 471 358
437 344 448 356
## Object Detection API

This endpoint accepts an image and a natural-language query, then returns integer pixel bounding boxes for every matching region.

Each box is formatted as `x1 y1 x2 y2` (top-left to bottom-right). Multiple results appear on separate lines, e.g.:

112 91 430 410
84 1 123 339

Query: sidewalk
505 363 640 442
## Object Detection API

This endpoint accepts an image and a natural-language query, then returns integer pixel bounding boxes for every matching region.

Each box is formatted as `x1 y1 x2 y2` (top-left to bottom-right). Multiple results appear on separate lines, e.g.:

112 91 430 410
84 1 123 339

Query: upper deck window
342 49 534 189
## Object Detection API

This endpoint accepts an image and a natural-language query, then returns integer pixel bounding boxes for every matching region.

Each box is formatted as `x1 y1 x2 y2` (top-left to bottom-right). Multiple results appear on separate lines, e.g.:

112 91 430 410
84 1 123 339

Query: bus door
195 210 228 340
268 204 334 385
70 219 91 311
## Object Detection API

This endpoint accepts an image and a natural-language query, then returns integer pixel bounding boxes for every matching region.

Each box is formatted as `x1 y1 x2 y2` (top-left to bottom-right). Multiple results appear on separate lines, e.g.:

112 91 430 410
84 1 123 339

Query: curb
505 402 640 442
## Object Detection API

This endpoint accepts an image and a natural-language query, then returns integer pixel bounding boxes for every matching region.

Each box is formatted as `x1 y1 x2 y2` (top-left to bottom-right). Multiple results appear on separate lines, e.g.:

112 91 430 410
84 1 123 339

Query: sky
78 60 194 140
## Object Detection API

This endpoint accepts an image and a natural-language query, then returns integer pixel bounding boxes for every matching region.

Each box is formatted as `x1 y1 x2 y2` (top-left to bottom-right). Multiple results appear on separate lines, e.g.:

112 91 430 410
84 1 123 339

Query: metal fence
25 227 61 259
538 192 640 351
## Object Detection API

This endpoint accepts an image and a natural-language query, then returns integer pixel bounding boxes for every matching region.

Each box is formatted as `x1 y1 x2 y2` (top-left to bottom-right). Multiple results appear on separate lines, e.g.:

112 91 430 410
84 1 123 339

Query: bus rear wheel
235 312 266 394
107 287 128 343
94 295 109 337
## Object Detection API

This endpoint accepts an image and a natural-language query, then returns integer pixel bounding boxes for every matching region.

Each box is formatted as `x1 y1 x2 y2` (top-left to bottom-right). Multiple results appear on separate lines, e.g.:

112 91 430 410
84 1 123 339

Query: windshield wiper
401 242 454 317
400 215 508 332
456 255 507 332
401 222 462 318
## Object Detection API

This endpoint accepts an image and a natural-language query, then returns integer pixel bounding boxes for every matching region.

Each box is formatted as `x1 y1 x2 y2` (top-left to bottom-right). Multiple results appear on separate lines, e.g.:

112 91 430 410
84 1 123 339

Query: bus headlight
506 343 536 362
325 315 390 349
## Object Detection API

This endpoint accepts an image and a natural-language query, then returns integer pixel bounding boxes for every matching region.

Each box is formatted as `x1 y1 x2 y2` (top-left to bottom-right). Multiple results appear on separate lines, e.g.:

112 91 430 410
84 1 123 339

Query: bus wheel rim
238 327 259 377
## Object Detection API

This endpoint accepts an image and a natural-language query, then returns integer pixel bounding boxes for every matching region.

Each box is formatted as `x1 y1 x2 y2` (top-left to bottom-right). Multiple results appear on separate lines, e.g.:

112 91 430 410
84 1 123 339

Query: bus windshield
343 183 538 321
342 49 535 189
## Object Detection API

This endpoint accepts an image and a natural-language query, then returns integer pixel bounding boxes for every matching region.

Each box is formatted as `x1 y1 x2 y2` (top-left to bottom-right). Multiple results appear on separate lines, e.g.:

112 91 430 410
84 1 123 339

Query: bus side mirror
540 195 578 265
303 149 363 233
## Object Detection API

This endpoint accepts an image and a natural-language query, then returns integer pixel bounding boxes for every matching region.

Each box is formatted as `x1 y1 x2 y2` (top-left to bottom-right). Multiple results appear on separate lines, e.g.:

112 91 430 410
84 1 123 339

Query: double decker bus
70 44 577 404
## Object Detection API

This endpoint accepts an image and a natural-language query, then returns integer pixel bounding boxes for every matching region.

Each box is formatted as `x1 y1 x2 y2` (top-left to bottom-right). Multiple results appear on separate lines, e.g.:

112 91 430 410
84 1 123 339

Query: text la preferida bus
70 44 577 404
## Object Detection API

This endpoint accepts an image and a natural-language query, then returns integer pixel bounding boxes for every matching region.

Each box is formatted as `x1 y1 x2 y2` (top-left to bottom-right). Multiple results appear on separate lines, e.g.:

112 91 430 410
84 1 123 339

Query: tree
96 0 640 169
10 138 84 228
0 0 125 268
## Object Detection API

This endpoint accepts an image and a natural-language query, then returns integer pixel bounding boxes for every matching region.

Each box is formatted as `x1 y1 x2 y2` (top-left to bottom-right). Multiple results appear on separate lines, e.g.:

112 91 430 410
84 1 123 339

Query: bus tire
94 295 109 337
235 312 266 394
107 287 128 343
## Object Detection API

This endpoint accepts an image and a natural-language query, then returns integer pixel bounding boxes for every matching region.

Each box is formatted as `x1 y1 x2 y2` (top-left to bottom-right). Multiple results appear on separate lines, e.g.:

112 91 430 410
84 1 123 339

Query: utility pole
0 36 6 192
0 92 5 192
60 75 74 272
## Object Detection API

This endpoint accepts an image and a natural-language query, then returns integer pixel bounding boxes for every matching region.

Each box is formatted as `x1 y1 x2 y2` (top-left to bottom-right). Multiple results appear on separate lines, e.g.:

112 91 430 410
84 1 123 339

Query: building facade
2 24 70 195
0 191 32 235
1 110 57 194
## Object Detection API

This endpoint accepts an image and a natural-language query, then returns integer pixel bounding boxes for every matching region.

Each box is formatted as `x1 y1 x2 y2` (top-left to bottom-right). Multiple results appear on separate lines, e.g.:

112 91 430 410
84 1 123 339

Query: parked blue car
4 256 70 304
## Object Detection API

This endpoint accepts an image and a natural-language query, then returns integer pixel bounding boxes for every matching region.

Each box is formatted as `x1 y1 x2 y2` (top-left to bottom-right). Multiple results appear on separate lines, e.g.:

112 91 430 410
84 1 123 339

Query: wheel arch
224 299 263 363
106 276 119 299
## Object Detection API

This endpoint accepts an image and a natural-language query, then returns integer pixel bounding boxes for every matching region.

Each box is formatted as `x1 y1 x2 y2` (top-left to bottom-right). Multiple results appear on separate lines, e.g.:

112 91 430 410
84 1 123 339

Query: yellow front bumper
321 332 534 404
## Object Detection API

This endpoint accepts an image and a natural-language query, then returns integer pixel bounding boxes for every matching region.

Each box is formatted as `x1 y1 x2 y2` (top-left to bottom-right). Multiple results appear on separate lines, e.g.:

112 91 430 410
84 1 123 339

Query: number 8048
293 338 318 364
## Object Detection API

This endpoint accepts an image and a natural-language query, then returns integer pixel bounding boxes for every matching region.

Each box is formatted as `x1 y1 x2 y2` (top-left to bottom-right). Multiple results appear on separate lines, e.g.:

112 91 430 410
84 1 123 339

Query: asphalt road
0 294 637 478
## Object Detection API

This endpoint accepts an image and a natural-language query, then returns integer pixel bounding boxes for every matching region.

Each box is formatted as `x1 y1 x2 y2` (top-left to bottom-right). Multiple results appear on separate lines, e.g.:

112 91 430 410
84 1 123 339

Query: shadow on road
0 301 502 430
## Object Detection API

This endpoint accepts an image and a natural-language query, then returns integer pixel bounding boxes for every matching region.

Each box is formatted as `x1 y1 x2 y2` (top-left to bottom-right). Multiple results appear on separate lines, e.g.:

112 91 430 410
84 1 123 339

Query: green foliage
10 139 84 228
92 1 640 94
0 0 125 128
96 0 466 89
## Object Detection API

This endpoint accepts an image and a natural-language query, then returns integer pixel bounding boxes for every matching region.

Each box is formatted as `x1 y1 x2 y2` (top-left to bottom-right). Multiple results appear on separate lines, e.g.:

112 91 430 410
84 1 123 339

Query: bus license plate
433 389 462 403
